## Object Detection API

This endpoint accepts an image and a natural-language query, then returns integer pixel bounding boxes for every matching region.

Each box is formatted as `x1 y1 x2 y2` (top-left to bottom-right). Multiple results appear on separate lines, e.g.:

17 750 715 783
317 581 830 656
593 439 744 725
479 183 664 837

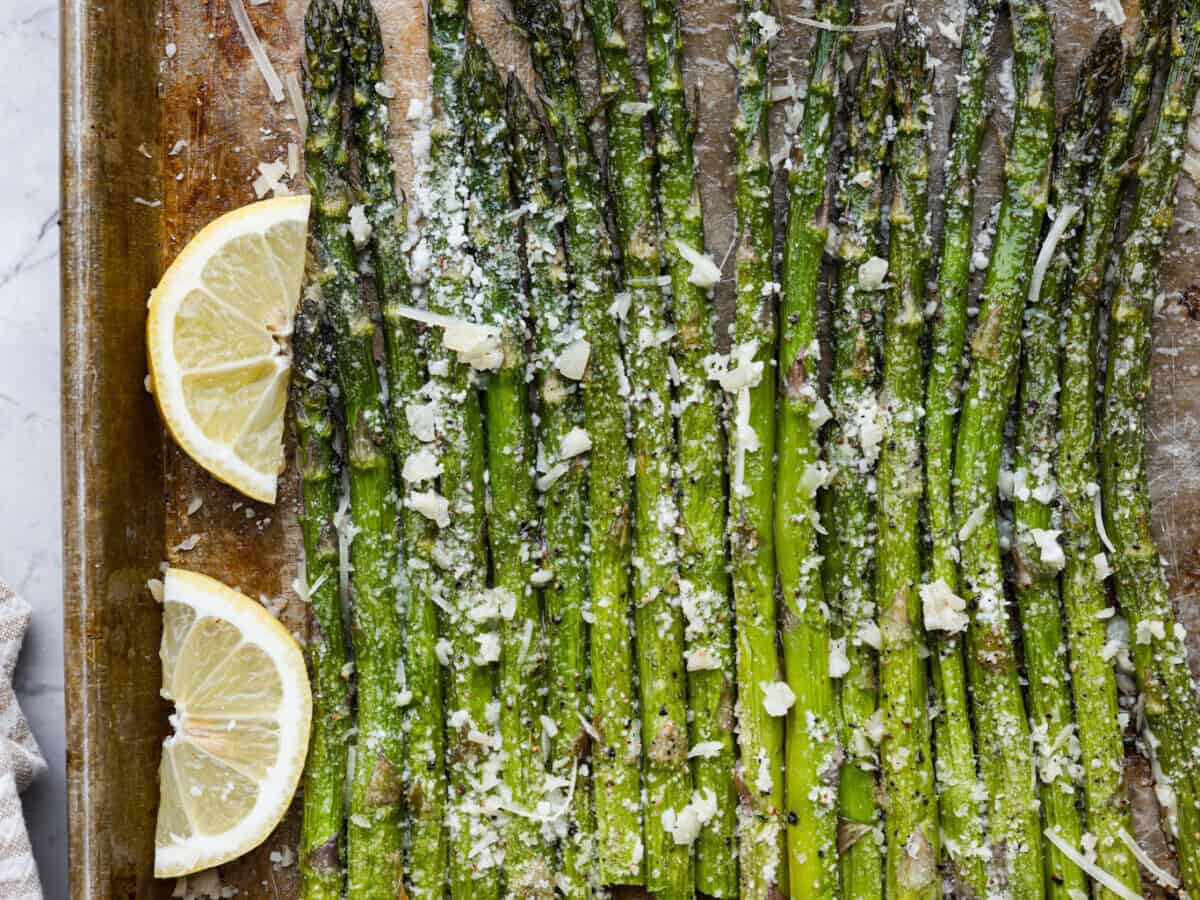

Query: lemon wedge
147 195 310 503
154 568 311 878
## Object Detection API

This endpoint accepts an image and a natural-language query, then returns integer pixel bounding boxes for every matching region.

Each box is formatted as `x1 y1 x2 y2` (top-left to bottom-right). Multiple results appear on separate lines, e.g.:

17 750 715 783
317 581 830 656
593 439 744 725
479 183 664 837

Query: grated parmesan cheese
675 240 722 288
688 741 723 759
749 10 781 41
409 489 451 527
661 789 718 846
406 402 438 443
810 396 832 429
936 18 962 46
475 632 501 664
555 339 590 380
858 256 889 291
856 621 881 650
348 204 372 246
537 463 570 493
799 461 830 497
957 503 988 541
864 709 884 744
921 579 969 634
1090 0 1126 26
686 647 720 672
558 427 592 460
829 638 850 679
252 158 290 199
402 448 442 483
1030 528 1065 571
1135 619 1166 645
761 680 796 717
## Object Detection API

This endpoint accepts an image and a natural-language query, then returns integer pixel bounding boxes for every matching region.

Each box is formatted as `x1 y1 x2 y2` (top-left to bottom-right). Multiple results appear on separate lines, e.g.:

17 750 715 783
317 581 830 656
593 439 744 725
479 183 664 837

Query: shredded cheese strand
1043 828 1142 900
392 304 499 336
496 762 580 823
1117 827 1181 889
791 16 895 32
285 71 307 139
230 0 285 102
1029 204 1081 304
1095 492 1116 553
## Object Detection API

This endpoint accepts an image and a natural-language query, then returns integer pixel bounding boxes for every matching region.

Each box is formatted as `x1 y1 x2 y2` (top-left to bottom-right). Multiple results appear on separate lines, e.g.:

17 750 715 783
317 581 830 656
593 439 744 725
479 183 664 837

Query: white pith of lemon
146 195 310 503
154 568 311 878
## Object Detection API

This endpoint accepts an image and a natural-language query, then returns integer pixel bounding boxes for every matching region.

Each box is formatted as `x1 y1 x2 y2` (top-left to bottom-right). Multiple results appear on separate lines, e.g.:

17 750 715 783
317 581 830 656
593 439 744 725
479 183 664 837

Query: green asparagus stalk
461 39 554 899
728 0 785 894
1058 5 1172 896
1101 0 1200 887
508 78 599 900
824 42 889 900
875 7 938 897
304 1 404 892
511 0 643 882
578 0 693 893
776 2 850 896
639 0 736 889
952 0 1054 895
1012 36 1120 900
423 0 499 894
343 3 448 894
294 289 352 900
920 1 997 892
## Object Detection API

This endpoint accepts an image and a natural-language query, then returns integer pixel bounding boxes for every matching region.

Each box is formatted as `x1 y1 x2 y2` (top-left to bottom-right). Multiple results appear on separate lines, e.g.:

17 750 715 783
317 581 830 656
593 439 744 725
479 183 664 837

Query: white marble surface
0 3 67 898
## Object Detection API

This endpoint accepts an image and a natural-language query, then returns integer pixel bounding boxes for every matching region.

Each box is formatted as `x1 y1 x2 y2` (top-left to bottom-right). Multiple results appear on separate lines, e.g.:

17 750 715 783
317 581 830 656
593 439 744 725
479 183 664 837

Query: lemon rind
154 568 312 878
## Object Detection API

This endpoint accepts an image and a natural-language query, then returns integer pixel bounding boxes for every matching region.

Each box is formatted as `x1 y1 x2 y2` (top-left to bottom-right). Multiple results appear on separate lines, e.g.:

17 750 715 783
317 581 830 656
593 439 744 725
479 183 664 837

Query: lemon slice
154 568 311 878
147 195 310 503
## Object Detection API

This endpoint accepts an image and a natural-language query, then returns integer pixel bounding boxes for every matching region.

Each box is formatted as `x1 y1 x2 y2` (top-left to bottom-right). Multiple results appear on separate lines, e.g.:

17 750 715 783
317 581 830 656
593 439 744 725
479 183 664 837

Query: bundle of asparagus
727 0 786 894
302 4 406 895
776 1 849 894
287 0 1200 897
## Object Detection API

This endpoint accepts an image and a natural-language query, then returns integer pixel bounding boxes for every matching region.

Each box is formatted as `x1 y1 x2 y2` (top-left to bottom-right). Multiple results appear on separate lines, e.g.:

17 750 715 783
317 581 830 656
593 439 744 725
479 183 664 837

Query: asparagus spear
511 0 643 882
639 0 736 888
920 1 997 891
304 1 404 891
422 0 499 893
1101 0 1200 886
776 2 850 895
294 289 352 900
578 0 693 893
875 8 938 897
508 78 599 900
1059 5 1171 895
952 0 1054 894
824 42 889 900
1012 36 1119 900
460 39 554 899
343 3 448 894
728 0 785 894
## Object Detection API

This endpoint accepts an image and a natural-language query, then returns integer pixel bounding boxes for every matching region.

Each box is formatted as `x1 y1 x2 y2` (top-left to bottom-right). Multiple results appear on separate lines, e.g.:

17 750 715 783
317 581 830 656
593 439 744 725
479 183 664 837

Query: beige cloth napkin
0 582 45 900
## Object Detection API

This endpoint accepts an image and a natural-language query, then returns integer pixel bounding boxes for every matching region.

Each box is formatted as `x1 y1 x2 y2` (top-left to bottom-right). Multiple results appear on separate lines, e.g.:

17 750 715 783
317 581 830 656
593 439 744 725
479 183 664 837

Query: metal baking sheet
61 0 1200 894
